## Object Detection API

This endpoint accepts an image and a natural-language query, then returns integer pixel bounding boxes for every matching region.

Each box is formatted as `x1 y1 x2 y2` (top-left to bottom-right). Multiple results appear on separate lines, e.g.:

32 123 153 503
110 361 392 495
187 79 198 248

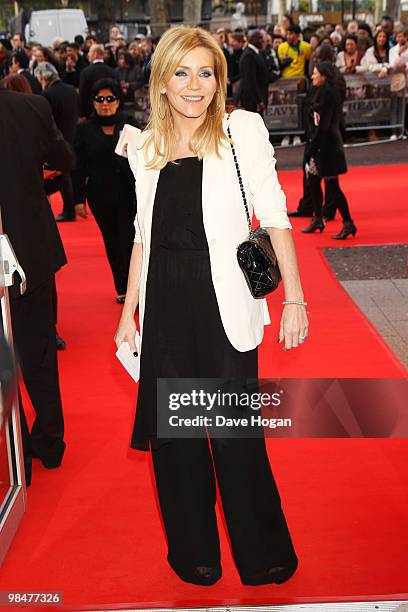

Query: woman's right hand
114 314 138 354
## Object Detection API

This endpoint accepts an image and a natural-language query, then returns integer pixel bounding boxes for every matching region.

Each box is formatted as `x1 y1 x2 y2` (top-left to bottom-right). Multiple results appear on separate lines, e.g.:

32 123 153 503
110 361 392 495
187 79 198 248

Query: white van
25 9 88 47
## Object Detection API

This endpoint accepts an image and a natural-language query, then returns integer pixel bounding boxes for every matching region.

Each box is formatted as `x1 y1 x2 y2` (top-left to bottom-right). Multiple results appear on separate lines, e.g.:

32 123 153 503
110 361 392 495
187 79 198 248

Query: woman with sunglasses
73 78 139 303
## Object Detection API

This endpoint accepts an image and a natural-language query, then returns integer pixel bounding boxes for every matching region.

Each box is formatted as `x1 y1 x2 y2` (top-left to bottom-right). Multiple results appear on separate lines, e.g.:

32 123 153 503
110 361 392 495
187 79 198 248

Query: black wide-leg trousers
151 435 298 585
135 247 298 585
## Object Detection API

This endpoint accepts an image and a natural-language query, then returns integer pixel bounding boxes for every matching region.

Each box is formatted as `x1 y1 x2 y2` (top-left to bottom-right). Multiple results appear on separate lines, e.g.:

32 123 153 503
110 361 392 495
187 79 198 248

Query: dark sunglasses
94 95 117 103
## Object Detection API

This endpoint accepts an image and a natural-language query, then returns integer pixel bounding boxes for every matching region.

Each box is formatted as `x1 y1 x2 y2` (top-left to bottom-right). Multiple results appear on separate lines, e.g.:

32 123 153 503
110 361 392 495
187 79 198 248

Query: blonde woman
115 26 308 587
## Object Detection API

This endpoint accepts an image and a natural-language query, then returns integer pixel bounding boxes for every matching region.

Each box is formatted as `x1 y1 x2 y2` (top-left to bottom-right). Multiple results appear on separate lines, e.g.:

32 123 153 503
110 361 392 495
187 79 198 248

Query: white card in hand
115 332 140 382
115 124 141 158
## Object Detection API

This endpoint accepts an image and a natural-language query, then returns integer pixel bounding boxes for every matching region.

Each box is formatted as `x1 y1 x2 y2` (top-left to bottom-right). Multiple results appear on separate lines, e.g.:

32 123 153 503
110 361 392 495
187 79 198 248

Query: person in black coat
236 31 269 114
36 63 79 144
78 44 119 119
301 61 357 239
72 78 138 302
262 33 281 83
0 88 73 486
35 61 79 221
288 46 346 220
9 49 42 94
114 50 145 106
60 41 88 89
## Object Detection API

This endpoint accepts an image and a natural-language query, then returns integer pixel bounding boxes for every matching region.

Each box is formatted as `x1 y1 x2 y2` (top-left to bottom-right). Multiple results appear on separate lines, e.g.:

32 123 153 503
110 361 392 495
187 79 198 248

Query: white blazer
125 109 292 353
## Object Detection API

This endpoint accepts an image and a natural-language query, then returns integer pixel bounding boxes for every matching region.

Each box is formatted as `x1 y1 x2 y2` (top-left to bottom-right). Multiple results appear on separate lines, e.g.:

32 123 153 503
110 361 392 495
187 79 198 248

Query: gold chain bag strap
226 113 282 298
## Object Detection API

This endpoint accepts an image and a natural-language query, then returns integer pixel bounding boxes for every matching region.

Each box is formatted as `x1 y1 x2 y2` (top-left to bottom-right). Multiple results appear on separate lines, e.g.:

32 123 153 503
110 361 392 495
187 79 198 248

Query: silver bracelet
282 300 308 306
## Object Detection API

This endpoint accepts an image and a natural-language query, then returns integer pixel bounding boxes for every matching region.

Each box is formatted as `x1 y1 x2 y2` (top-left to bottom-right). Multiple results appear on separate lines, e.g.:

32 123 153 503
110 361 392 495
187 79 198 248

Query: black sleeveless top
150 156 208 251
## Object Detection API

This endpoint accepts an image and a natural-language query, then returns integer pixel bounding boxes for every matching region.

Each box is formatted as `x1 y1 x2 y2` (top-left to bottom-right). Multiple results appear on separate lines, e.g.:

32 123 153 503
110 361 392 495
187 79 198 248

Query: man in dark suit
237 30 269 114
9 49 42 94
78 43 118 119
0 88 73 486
61 41 89 88
228 32 245 99
35 61 79 221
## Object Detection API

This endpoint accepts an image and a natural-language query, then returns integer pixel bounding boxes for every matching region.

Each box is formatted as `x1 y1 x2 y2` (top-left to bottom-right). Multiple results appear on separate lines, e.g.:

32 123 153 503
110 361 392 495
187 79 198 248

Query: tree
385 0 400 21
374 0 382 24
183 0 202 26
94 0 116 43
150 0 169 36
278 0 286 23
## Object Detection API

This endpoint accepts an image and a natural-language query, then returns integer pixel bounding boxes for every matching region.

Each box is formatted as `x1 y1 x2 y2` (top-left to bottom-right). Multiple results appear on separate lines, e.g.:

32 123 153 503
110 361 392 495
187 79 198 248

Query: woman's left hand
278 304 309 350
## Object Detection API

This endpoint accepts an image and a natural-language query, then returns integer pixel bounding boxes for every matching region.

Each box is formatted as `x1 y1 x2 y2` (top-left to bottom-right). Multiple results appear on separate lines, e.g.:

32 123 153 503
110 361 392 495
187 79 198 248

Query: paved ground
323 246 408 368
340 279 408 368
276 139 408 370
324 245 408 281
276 138 408 171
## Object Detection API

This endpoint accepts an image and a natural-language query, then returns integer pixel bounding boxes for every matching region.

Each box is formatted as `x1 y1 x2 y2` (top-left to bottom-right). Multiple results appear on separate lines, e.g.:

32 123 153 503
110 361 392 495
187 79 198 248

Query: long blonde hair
142 26 229 169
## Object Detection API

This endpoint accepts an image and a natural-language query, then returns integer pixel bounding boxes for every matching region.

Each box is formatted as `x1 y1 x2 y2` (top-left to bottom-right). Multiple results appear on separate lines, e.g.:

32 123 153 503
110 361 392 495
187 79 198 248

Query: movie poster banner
343 73 395 127
264 77 307 132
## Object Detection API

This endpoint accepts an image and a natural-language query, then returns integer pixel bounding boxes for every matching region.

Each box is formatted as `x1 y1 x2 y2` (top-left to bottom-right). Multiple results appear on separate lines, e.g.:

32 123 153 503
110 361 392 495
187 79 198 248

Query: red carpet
0 164 407 610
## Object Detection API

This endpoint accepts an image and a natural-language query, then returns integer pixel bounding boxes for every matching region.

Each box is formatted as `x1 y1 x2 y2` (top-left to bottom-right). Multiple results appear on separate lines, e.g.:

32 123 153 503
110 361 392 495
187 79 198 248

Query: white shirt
247 43 260 55
360 46 390 72
389 43 408 70
125 110 292 353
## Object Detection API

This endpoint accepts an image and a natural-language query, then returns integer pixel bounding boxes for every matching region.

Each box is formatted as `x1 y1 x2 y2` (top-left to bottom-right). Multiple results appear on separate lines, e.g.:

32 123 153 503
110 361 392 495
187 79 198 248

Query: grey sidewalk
276 139 408 171
340 279 408 368
324 245 408 369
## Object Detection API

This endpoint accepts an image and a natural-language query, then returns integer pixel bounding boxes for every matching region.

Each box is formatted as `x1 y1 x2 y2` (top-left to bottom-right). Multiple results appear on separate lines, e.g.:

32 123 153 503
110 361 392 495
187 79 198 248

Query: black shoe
300 216 325 233
32 441 66 469
55 214 76 222
56 333 66 350
193 565 222 585
241 559 298 586
288 210 313 217
116 295 126 304
332 220 357 240
169 557 222 586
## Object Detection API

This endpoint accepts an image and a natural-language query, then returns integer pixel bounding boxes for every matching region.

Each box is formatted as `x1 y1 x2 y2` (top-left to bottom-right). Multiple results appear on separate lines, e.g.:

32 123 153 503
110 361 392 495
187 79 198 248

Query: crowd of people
0 29 152 107
1 13 407 112
0 14 407 146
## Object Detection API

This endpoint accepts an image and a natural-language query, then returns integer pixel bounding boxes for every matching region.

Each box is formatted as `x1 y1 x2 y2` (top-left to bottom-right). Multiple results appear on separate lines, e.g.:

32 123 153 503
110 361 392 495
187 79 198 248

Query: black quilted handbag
226 114 282 299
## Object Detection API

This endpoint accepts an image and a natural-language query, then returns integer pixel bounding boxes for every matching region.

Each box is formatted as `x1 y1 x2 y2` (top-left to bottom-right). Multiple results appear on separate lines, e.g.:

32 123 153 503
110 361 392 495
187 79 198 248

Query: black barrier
263 77 308 135
262 74 405 140
343 73 406 137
